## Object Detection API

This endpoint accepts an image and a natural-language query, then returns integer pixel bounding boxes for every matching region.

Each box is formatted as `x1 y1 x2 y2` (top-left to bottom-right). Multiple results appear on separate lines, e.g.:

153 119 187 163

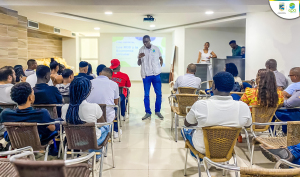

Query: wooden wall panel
18 15 28 67
27 31 62 59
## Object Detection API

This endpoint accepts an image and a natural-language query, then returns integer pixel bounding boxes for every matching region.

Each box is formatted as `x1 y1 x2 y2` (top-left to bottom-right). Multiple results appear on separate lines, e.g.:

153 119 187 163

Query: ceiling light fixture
150 24 155 28
105 11 113 15
94 27 100 30
205 11 214 15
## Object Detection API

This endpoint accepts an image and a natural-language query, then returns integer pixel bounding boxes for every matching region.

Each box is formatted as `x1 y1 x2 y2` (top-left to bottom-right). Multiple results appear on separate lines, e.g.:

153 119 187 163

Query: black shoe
142 113 151 120
155 112 164 120
260 145 295 163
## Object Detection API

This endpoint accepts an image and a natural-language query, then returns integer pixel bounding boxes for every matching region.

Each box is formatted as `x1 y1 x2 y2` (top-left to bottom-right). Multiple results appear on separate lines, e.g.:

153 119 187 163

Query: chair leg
71 149 74 159
171 111 174 131
175 114 178 142
222 163 225 176
233 154 238 177
7 145 12 158
244 128 251 157
64 145 68 160
250 144 255 166
117 115 121 142
184 148 188 176
104 144 108 157
196 155 202 177
92 153 96 177
269 127 274 137
44 144 50 161
111 137 115 168
99 147 105 177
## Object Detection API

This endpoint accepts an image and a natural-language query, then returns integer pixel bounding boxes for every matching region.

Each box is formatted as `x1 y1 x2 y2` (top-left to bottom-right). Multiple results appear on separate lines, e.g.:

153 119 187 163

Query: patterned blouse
240 87 284 107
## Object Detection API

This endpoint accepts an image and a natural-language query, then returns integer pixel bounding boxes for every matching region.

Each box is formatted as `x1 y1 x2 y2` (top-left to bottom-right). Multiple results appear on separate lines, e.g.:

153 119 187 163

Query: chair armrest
203 157 240 171
168 95 176 107
252 122 287 126
0 146 33 157
274 159 300 169
278 107 300 110
106 105 118 108
182 125 201 130
65 152 96 166
9 151 35 162
37 121 63 125
95 122 113 127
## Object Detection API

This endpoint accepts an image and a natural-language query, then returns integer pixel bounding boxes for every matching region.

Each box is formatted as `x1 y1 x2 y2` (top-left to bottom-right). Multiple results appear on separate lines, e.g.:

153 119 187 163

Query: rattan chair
178 87 197 94
203 157 300 177
3 122 58 161
11 151 96 177
32 104 58 119
63 122 114 177
183 126 241 177
243 105 278 158
251 121 300 165
171 94 199 142
0 146 35 177
0 103 17 110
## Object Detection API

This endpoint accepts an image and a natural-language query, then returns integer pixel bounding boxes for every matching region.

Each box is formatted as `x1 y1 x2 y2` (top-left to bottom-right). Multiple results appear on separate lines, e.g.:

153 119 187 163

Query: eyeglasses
288 75 295 77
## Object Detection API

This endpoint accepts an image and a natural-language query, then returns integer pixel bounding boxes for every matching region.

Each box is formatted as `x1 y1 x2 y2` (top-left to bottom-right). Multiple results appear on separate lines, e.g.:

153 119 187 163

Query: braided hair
66 77 92 124
14 65 25 82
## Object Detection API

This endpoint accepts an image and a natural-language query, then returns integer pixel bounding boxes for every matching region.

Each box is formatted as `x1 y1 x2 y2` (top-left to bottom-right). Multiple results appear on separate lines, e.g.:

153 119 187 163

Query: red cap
110 59 120 69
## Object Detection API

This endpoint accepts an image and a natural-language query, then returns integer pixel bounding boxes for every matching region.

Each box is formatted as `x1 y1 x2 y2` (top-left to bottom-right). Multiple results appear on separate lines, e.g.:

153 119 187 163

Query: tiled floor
94 81 277 177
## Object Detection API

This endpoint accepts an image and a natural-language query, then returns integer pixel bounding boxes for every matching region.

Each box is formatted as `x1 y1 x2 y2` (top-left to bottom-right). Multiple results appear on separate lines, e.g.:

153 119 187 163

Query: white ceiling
0 0 270 34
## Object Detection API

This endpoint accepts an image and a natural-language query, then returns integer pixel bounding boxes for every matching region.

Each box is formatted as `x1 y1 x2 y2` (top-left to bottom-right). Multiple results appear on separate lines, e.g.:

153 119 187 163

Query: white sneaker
113 129 122 139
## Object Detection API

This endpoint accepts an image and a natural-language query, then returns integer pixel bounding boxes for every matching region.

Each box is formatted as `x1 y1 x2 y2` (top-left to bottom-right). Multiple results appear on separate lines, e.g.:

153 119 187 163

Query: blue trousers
181 128 202 160
243 82 252 89
120 94 126 117
88 125 110 160
288 143 300 165
274 109 300 133
143 75 162 114
114 108 119 132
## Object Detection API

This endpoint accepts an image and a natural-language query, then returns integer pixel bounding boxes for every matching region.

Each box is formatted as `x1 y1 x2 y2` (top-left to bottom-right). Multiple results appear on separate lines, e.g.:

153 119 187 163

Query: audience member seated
110 59 131 118
283 67 300 99
96 64 106 76
182 71 252 158
87 63 96 79
265 59 288 90
241 69 284 110
55 69 74 103
0 82 56 145
14 65 26 83
26 69 53 88
33 65 63 117
87 67 121 139
61 77 108 161
50 58 63 86
25 59 37 77
58 63 65 75
225 63 251 92
74 61 94 80
0 66 16 104
173 63 201 93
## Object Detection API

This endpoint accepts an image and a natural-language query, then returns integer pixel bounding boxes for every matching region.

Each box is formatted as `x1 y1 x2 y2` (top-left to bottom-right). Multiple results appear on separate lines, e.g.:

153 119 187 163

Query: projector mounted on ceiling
143 15 155 22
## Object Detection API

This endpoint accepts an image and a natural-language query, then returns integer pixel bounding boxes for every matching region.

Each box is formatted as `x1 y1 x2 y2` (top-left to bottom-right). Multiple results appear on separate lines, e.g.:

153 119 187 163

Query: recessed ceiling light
150 24 155 28
94 27 100 30
205 11 214 15
105 11 113 15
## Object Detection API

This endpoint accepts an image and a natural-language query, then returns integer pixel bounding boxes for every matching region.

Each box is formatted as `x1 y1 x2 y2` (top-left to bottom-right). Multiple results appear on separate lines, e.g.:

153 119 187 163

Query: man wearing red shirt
110 59 131 118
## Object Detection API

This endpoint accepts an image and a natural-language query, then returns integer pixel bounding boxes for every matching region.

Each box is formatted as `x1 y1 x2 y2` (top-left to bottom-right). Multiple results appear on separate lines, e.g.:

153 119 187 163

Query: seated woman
61 77 109 161
225 63 243 92
240 69 284 110
50 58 63 86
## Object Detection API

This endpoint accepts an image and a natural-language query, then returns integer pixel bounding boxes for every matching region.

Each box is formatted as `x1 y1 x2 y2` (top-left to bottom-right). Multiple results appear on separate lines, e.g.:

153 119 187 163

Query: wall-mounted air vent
28 20 39 29
54 27 61 33
72 33 76 36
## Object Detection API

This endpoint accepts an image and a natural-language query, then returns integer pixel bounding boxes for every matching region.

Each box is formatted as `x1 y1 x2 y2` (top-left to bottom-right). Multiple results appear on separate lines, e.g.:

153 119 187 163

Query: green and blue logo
289 3 297 12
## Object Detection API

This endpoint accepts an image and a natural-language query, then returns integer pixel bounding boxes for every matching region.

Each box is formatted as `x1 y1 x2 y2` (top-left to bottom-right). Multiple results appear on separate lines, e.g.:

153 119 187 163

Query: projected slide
112 37 166 67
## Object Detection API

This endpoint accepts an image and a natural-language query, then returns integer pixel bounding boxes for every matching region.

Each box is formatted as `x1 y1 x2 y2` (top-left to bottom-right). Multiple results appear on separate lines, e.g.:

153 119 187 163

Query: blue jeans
181 128 202 160
288 143 300 165
274 109 300 133
120 94 126 117
143 75 162 114
114 108 119 132
88 125 110 160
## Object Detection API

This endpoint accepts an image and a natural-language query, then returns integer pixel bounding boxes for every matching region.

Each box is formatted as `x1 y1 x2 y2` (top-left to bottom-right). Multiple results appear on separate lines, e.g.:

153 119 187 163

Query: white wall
246 12 300 80
99 33 173 81
185 27 245 68
172 28 186 78
62 35 80 72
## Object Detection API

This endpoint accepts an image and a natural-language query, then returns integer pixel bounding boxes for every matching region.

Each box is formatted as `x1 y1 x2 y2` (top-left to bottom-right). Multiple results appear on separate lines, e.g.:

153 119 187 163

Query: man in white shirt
173 64 201 93
86 67 121 139
183 71 252 158
26 72 53 88
0 66 16 104
138 35 164 120
25 59 37 77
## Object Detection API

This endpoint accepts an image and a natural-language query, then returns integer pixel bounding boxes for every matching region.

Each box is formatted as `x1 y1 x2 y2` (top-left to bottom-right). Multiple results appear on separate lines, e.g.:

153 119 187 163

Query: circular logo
269 0 299 19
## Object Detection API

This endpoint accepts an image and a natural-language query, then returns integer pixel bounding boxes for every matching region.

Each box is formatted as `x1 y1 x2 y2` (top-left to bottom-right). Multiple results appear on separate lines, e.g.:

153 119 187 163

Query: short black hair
225 63 239 77
62 69 73 79
96 64 106 76
50 58 59 70
229 40 236 45
213 71 235 92
0 66 14 81
11 82 32 105
102 67 113 77
36 65 50 79
143 35 150 40
27 59 36 66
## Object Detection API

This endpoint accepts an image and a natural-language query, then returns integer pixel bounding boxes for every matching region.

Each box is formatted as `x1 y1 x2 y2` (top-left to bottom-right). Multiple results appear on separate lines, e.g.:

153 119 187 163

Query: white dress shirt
174 74 201 93
138 45 162 79
26 73 53 88
186 96 252 154
61 100 103 139
0 84 15 104
86 76 119 123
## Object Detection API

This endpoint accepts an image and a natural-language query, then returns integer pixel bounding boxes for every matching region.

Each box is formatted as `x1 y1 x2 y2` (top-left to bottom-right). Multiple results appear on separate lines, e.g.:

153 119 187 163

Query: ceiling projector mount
143 15 155 22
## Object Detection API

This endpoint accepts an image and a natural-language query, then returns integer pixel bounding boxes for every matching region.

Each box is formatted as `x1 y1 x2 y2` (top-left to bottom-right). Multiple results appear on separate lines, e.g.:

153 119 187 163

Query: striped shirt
138 45 162 79
174 74 201 93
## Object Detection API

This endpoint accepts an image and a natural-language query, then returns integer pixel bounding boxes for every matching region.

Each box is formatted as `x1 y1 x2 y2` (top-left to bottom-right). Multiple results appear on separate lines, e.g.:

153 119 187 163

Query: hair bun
51 58 55 63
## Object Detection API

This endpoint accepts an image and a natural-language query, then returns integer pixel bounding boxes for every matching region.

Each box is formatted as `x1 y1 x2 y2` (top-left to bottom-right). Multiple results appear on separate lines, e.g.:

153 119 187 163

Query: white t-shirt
24 70 35 77
138 45 162 79
199 49 213 63
186 96 252 154
26 73 53 88
0 84 15 104
174 74 201 93
86 76 119 123
61 100 103 139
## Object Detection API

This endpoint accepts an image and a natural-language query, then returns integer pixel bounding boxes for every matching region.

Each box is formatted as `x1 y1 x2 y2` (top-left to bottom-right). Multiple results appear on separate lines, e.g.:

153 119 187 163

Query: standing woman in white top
197 42 217 63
